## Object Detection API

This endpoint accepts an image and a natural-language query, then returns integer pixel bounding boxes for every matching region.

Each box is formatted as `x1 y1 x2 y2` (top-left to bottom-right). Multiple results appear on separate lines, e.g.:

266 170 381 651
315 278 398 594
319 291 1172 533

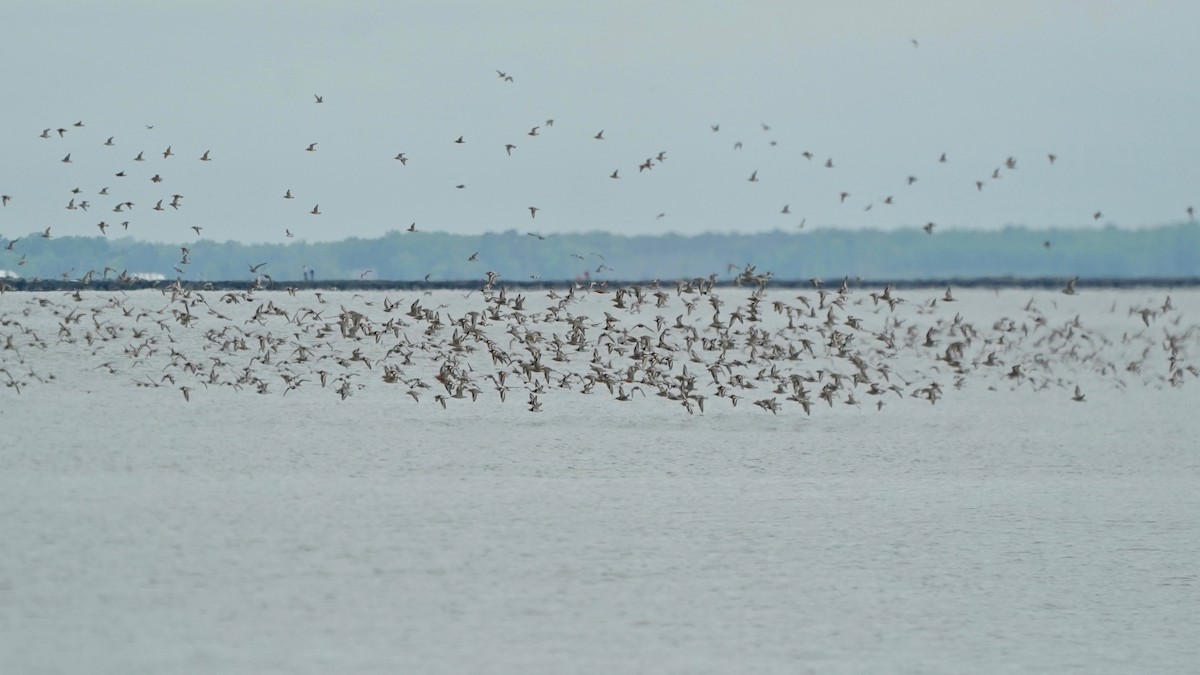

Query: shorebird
528 206 539 218
594 130 604 140
454 136 465 144
135 151 145 161
610 170 619 179
284 189 294 199
748 170 758 182
528 127 539 137
162 146 173 158
1 195 9 206
306 143 317 151
311 204 321 215
314 94 323 103
1063 277 1078 295
394 153 407 164
504 144 515 156
200 150 211 161
1072 385 1085 402
104 136 114 146
923 222 935 234
61 154 71 163
249 262 267 273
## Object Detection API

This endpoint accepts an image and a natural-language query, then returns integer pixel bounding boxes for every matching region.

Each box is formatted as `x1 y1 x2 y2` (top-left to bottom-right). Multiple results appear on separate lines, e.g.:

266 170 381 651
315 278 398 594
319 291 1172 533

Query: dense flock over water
3 281 1199 673
1 277 1195 410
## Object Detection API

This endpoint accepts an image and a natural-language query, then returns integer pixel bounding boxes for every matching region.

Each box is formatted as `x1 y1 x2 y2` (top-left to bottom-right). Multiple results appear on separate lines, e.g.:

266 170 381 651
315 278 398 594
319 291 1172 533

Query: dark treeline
2 223 1197 283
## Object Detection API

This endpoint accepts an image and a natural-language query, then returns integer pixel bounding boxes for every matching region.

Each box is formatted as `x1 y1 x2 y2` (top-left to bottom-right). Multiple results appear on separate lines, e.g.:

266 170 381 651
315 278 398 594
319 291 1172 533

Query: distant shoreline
3 276 1199 293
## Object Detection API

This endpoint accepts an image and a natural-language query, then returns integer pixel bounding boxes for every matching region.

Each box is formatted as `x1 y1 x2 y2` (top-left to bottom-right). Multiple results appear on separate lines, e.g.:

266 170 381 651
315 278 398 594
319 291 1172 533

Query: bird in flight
505 144 515 156
529 206 539 218
61 154 72 163
454 136 465 144
284 189 294 199
594 130 604 140
249 262 268 273
306 143 317 151
311 204 321 215
394 153 407 164
200 150 211 161
314 94 324 103
163 146 173 158
748 170 758 182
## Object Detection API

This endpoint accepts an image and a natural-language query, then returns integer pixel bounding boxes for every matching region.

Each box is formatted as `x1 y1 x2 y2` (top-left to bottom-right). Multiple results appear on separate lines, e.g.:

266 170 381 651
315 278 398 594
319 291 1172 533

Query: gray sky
1 0 1198 243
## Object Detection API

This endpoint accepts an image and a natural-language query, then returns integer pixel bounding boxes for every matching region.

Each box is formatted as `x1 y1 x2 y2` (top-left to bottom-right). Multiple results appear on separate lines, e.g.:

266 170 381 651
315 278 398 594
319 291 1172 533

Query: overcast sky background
1 0 1198 244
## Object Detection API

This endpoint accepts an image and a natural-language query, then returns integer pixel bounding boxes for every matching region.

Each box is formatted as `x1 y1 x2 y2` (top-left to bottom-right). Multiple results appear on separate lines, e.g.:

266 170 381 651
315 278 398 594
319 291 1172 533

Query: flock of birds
0 67 1196 412
3 65 1197 283
1 272 1195 414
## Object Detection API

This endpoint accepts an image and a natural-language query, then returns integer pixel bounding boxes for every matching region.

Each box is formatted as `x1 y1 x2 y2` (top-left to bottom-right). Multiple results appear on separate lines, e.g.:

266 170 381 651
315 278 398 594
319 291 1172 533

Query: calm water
2 284 1198 673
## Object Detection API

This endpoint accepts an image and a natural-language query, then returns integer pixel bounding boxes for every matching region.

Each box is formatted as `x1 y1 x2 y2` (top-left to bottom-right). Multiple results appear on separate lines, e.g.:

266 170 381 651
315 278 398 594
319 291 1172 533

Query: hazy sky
1 0 1198 243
